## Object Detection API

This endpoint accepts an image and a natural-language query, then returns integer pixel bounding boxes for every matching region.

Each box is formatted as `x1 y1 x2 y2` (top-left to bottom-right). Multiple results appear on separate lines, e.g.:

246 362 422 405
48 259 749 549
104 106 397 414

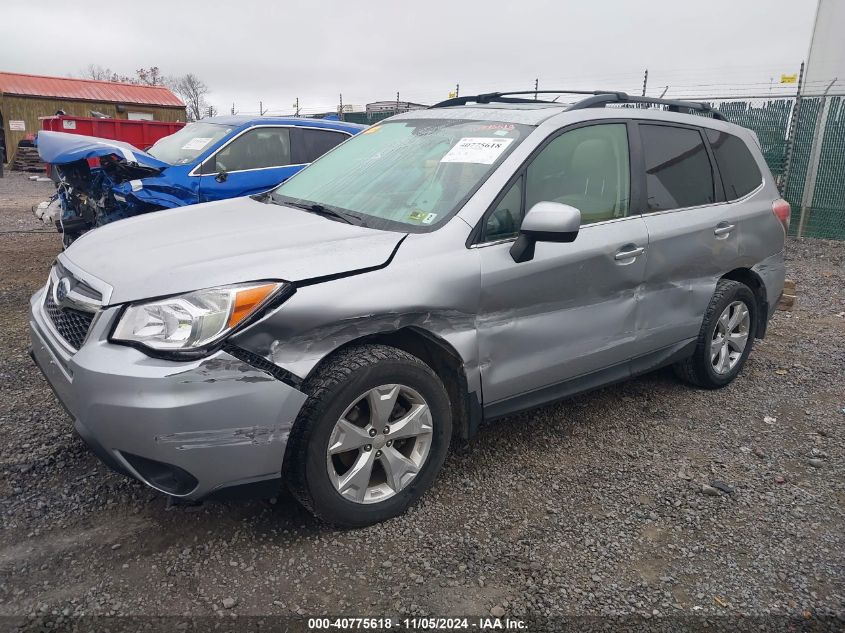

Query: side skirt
483 339 697 421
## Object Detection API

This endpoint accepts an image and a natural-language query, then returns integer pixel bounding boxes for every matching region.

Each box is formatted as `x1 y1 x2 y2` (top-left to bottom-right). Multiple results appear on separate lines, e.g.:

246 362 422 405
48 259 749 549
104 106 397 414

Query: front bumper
29 286 308 500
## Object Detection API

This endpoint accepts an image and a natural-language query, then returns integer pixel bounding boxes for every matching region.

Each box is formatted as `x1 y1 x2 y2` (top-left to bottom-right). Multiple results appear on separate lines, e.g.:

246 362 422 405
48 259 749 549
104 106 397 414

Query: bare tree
136 66 165 86
172 74 210 122
83 64 132 83
80 65 211 121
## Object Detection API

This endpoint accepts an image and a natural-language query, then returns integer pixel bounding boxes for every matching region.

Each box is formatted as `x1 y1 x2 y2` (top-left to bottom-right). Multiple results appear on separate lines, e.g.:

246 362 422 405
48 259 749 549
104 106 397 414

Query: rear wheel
674 280 757 388
284 344 452 527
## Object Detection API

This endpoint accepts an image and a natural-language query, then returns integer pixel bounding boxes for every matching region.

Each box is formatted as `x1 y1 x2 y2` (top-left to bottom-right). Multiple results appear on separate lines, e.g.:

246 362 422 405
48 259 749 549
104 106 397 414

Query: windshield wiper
271 196 362 225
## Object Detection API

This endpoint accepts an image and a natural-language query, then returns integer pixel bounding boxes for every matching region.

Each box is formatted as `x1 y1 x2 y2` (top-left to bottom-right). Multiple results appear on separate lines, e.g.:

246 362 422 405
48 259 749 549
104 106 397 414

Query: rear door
198 126 298 202
633 122 742 355
476 122 650 410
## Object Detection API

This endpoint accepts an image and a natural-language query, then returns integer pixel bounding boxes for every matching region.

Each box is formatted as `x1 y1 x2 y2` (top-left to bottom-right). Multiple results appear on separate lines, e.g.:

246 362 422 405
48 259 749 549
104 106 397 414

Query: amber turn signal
228 283 280 328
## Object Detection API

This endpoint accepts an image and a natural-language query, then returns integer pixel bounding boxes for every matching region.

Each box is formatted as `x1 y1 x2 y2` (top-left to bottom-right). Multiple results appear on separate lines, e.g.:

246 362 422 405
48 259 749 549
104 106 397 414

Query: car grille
42 263 103 351
44 289 95 350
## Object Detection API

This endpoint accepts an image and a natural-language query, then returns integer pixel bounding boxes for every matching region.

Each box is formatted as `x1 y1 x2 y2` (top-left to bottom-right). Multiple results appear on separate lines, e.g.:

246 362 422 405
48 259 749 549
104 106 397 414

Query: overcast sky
2 0 819 115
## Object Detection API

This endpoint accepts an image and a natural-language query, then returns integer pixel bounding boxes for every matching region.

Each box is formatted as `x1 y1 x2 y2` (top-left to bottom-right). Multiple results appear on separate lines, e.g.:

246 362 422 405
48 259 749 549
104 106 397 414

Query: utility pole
642 69 648 96
339 93 344 120
396 91 400 113
534 78 538 101
231 102 236 115
259 101 267 116
294 97 300 117
455 83 460 98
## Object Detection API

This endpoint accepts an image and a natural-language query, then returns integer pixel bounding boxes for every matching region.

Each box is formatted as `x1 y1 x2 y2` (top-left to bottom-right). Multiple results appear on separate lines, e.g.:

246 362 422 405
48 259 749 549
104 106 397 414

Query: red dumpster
39 115 185 151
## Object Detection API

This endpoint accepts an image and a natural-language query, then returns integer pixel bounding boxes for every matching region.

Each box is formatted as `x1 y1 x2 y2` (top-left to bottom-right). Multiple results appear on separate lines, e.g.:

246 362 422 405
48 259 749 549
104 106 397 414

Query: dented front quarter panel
112 165 200 213
229 218 484 395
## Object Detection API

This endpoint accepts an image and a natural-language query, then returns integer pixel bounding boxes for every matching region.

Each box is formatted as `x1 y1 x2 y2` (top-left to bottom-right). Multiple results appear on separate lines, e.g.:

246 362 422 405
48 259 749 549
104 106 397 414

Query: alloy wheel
326 384 433 504
710 300 750 375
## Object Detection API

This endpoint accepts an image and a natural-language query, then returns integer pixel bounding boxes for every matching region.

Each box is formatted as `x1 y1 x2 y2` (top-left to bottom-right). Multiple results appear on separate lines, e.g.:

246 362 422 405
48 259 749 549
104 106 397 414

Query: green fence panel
800 97 845 239
782 97 822 235
341 111 396 125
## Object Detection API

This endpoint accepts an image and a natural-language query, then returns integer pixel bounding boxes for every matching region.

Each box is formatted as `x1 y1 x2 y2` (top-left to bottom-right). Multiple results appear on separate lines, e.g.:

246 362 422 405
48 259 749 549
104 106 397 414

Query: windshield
270 119 532 230
147 122 233 165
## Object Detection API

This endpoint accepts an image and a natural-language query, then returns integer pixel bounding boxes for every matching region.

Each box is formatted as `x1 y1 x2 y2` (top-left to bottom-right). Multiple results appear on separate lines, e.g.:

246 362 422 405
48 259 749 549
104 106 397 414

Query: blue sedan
37 116 366 243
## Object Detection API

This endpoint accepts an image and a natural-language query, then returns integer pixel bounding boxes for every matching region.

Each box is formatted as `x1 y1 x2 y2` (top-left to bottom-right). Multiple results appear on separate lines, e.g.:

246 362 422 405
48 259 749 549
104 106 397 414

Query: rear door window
291 128 349 164
639 124 715 212
705 129 763 200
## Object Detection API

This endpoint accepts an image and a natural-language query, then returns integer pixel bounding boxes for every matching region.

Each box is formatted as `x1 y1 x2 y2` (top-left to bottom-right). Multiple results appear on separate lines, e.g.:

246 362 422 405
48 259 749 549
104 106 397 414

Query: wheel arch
720 267 769 338
304 327 482 441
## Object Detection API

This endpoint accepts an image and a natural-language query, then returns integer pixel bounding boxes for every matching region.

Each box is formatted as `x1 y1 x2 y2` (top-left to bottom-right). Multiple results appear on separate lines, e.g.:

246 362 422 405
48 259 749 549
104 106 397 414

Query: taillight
772 198 791 234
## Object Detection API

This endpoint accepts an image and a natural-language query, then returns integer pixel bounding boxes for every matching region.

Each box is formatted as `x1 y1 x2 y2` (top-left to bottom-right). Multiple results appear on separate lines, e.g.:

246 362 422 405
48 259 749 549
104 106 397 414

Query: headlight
112 281 285 352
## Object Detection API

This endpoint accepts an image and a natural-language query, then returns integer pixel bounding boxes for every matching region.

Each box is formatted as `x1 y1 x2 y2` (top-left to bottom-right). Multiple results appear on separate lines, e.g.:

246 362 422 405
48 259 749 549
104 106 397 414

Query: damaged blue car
37 115 365 243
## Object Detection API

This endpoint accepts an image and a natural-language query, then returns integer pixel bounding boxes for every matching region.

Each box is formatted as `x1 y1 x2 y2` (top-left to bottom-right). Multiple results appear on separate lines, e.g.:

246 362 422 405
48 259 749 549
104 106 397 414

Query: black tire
284 344 452 527
674 280 758 389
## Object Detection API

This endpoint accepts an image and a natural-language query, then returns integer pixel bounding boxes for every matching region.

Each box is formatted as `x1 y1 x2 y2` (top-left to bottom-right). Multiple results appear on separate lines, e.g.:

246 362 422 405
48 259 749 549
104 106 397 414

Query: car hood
60 196 407 304
37 131 170 171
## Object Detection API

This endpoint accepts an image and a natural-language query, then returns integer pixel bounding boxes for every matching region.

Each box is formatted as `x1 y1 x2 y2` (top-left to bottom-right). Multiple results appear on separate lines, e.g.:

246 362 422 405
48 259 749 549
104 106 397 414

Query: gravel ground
0 171 843 628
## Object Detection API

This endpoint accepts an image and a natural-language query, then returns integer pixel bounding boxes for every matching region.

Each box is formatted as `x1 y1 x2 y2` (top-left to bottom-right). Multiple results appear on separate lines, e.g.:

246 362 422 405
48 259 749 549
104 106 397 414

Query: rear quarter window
706 129 763 200
291 128 350 164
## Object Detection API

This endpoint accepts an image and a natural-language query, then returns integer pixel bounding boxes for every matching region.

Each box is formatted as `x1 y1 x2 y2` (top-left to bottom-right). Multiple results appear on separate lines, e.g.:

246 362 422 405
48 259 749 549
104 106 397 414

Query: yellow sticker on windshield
362 126 382 134
409 211 437 224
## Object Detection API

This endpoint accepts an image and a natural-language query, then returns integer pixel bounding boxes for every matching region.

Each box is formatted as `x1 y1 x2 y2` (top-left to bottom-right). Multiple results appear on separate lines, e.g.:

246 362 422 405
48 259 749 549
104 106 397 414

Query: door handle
714 223 735 237
614 246 645 261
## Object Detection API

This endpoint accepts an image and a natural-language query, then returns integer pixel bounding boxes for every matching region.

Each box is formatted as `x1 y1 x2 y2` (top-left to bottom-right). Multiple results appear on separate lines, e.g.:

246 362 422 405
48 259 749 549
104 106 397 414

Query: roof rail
430 90 621 108
430 89 726 121
567 93 727 121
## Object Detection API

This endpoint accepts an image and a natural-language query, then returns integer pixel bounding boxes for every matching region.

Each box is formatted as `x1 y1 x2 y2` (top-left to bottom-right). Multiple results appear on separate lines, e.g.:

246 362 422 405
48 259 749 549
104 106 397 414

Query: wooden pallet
11 146 46 173
777 279 796 311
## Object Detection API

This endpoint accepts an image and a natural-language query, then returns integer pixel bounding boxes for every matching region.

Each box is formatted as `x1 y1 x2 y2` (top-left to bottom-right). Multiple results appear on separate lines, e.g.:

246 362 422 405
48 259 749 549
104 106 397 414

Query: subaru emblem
54 277 72 306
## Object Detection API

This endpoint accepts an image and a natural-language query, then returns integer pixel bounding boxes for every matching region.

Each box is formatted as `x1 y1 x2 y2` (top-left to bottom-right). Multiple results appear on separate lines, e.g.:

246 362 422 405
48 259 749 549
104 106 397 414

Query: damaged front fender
228 223 484 396
110 174 199 215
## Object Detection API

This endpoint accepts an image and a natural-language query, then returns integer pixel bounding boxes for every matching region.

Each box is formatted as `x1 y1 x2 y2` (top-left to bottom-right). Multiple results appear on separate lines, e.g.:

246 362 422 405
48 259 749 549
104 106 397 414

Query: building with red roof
0 71 185 164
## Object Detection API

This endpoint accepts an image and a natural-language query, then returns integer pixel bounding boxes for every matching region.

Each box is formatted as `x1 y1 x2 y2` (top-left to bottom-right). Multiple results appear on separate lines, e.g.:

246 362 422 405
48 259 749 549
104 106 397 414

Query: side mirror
510 202 581 263
215 170 228 183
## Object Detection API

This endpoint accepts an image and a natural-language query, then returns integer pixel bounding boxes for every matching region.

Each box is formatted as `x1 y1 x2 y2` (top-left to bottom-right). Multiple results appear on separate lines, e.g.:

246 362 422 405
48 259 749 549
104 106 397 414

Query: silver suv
30 90 788 527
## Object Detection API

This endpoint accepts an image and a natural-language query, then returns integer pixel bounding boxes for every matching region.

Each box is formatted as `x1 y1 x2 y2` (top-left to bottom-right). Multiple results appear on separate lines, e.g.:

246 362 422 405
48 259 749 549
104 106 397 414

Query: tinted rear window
640 124 715 212
706 129 763 200
291 128 349 164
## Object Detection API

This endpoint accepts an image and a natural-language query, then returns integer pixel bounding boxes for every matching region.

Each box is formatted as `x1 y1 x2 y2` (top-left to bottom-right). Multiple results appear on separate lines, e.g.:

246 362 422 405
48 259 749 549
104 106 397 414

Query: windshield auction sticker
440 137 514 164
181 137 213 151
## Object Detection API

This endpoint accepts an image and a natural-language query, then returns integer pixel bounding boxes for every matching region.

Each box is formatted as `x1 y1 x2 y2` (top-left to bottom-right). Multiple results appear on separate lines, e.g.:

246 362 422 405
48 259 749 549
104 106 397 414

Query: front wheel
674 280 757 389
284 344 452 527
